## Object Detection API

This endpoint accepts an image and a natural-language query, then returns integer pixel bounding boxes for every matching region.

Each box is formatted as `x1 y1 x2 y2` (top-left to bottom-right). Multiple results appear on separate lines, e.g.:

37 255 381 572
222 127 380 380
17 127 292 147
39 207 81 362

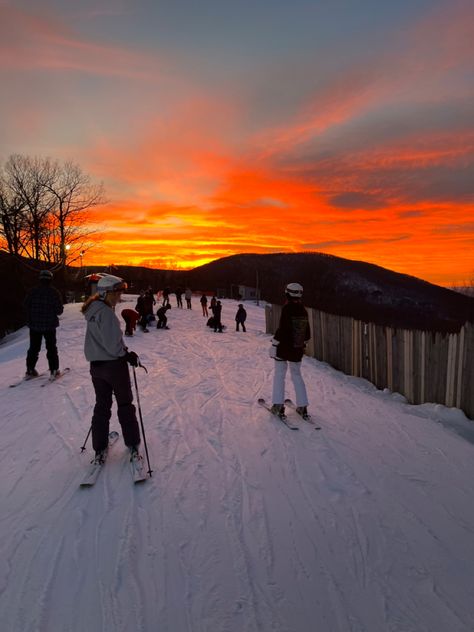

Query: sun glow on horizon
1 1 473 286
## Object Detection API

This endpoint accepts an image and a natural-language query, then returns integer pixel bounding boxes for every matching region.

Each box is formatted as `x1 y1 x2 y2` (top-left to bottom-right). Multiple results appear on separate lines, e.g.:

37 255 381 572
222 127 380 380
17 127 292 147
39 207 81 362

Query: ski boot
129 445 141 462
92 449 107 465
270 404 286 419
296 406 311 421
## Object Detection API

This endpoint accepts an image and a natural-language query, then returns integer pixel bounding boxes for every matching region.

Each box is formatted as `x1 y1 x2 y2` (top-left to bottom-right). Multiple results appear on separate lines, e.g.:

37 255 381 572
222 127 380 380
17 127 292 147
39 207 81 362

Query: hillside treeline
1 251 473 339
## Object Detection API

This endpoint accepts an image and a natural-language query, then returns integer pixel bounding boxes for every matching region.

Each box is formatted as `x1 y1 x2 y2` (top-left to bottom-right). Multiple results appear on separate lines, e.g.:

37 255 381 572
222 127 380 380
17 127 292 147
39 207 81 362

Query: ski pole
80 425 92 452
132 365 153 476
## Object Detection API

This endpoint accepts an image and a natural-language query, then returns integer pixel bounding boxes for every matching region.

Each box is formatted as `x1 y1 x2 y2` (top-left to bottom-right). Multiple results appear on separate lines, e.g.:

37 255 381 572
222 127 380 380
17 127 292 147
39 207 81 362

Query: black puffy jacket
274 300 310 362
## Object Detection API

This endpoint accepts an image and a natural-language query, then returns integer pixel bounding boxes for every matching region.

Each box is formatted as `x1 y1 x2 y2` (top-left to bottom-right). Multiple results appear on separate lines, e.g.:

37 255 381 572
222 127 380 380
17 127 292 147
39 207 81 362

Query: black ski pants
26 329 59 372
156 315 168 328
90 358 141 452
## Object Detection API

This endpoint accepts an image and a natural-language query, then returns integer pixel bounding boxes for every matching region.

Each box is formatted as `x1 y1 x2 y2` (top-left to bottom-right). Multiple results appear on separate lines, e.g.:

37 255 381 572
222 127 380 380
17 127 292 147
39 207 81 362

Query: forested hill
189 253 474 333
2 251 473 336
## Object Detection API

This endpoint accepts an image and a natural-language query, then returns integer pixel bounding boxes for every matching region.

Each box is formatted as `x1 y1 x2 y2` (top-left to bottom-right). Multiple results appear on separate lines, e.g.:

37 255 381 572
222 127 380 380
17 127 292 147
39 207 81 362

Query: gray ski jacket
83 299 127 362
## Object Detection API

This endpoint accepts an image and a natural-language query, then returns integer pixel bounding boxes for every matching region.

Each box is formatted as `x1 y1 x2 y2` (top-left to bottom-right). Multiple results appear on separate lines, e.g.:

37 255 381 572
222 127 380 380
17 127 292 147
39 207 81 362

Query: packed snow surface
1 297 474 632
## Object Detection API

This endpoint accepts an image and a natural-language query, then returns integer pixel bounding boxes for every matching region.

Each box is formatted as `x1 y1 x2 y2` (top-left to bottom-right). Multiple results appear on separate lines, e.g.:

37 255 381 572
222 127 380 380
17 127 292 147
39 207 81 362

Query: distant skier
135 289 155 332
235 304 247 332
213 300 223 332
156 304 171 329
269 283 310 418
81 275 141 461
200 293 208 317
185 287 192 309
23 269 64 379
175 287 183 308
121 308 139 337
162 287 171 306
210 295 217 315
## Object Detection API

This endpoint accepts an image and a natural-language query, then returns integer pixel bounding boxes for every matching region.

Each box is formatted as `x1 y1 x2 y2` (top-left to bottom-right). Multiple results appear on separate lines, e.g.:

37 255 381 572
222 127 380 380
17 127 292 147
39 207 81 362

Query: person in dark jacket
269 283 310 417
135 289 155 332
162 287 171 306
175 287 183 308
235 304 247 332
185 287 193 309
210 295 217 315
82 274 141 461
213 300 223 332
200 293 208 317
24 269 64 378
156 304 171 329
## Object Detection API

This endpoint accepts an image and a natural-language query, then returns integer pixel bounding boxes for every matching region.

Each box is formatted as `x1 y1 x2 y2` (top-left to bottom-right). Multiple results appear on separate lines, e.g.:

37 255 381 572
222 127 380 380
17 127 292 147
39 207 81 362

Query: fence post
386 327 393 390
403 329 414 403
445 332 457 407
456 326 465 409
420 331 426 403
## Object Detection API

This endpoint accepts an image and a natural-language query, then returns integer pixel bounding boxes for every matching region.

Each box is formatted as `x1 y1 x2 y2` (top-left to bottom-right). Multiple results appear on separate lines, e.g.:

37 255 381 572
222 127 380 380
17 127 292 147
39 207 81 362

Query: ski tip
257 398 265 404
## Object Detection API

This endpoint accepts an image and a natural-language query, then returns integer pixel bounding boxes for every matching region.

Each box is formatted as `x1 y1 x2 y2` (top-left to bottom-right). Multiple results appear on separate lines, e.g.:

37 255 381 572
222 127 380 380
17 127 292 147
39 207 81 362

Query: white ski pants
272 359 308 407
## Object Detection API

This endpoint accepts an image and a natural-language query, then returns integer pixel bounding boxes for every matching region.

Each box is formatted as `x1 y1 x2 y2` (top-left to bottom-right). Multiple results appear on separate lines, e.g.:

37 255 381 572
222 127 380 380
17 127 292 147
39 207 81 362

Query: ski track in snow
1 298 474 631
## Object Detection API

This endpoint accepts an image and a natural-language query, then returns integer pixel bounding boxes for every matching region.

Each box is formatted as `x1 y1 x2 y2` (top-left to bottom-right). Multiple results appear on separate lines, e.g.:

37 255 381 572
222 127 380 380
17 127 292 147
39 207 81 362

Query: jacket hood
83 298 109 321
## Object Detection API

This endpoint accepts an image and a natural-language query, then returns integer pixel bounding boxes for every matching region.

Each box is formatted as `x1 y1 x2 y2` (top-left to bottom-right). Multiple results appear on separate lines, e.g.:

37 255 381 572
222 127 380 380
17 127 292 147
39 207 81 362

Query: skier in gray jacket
82 275 141 460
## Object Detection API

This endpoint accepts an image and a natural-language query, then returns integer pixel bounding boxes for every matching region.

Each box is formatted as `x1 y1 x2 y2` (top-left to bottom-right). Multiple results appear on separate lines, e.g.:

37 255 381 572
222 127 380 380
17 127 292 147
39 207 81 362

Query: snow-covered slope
1 297 474 632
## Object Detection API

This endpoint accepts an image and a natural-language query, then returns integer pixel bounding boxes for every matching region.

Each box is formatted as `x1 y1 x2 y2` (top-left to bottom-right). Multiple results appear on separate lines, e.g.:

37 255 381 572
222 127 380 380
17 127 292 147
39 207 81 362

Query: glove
125 351 139 367
269 338 279 359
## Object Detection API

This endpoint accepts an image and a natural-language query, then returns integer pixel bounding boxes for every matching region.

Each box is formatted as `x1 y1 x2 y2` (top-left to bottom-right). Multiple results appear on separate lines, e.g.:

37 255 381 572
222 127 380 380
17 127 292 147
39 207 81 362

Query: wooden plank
403 329 414 403
456 326 465 409
445 333 457 407
305 307 315 358
460 323 474 419
386 327 393 391
420 331 425 403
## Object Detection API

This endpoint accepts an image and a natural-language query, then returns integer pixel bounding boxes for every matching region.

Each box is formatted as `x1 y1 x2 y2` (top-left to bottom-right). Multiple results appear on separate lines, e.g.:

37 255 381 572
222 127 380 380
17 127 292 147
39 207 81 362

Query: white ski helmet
97 274 127 297
285 282 303 298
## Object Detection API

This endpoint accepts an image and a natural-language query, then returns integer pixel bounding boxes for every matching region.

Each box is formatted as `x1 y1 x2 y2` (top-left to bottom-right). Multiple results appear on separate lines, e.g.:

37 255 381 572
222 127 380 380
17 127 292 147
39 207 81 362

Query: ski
41 367 71 386
258 398 299 430
284 399 321 430
130 450 148 484
80 431 120 487
9 373 46 388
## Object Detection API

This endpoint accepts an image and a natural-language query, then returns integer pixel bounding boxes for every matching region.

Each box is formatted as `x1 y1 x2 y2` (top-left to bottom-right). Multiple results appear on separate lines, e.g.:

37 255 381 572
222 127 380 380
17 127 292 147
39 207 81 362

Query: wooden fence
265 305 474 420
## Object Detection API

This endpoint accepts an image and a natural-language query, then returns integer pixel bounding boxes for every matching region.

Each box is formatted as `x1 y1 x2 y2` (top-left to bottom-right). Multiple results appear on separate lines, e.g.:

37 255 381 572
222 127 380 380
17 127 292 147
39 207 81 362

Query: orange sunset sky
1 0 473 286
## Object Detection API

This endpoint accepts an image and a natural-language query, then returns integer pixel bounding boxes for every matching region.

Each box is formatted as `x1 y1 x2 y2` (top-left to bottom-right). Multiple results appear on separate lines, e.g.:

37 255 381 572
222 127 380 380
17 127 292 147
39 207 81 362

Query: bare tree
0 155 105 265
4 155 57 259
40 160 105 264
0 168 28 255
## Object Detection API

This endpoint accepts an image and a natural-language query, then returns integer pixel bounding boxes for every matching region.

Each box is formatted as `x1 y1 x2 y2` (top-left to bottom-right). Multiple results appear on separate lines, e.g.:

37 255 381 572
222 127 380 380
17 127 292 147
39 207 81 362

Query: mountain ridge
1 251 472 335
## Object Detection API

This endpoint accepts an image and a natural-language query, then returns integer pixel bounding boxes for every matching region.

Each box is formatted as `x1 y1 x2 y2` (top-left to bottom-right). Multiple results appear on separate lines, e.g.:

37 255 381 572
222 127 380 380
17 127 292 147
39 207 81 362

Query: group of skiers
120 288 249 337
22 271 310 464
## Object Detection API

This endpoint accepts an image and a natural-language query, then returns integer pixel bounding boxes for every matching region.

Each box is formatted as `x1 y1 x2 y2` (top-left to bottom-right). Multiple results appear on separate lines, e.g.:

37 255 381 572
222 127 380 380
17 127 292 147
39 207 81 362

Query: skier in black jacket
235 304 247 332
24 269 64 379
269 283 310 418
156 304 171 329
213 301 223 332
